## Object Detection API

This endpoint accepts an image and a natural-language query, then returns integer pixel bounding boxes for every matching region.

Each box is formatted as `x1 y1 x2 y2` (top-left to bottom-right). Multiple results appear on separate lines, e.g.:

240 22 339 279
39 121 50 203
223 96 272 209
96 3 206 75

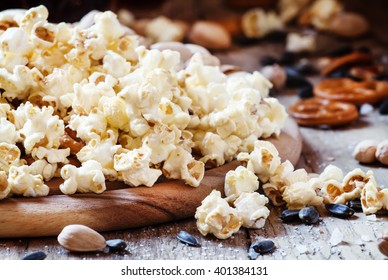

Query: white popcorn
114 146 162 187
283 181 323 210
234 192 270 229
237 140 281 183
304 0 343 30
0 143 21 173
0 27 32 71
262 160 294 206
19 5 49 33
28 159 57 181
18 102 64 153
60 160 106 195
68 109 108 142
360 174 388 215
320 164 344 182
145 16 185 43
286 33 316 53
242 8 284 38
258 97 288 138
162 146 204 187
0 170 10 200
195 190 242 239
0 103 11 119
77 130 121 180
90 11 125 42
30 21 57 48
0 117 18 144
99 95 129 131
224 166 259 202
278 0 311 23
102 50 131 78
31 146 70 164
8 164 49 197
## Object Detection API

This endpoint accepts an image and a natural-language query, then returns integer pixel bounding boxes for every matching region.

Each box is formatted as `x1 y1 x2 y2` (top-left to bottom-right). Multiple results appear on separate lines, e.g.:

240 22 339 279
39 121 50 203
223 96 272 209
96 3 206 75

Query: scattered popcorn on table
361 174 388 215
0 171 10 199
0 143 22 173
224 166 259 202
195 190 242 239
242 8 284 38
286 33 316 53
234 192 270 229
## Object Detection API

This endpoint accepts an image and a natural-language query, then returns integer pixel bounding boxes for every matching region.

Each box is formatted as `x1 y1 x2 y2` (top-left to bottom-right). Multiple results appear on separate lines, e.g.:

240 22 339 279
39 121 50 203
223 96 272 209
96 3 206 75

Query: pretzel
314 78 388 105
288 98 358 127
321 51 373 76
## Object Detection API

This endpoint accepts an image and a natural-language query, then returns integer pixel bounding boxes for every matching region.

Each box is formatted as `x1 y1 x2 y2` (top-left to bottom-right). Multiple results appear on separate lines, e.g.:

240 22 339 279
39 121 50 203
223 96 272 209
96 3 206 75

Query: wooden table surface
1 5 388 261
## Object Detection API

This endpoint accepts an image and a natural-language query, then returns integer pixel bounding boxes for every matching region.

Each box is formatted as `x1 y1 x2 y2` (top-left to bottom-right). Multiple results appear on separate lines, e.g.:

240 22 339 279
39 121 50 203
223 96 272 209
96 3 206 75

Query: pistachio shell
57 224 106 252
328 12 369 38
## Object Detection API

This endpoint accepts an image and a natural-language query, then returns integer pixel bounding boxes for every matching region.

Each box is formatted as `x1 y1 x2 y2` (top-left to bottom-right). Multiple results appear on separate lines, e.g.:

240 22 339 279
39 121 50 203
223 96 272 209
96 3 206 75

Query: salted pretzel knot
314 78 388 105
288 98 359 127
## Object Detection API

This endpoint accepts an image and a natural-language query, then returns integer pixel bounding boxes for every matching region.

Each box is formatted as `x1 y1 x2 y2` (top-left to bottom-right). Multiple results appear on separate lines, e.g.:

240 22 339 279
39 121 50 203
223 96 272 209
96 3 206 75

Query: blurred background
0 0 387 45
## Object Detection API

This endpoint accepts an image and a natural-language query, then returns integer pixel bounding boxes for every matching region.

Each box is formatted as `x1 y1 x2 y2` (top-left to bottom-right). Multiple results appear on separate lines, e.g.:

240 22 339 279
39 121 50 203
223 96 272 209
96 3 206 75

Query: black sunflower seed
293 63 317 76
297 85 314 99
379 99 388 115
248 246 260 260
325 203 355 219
106 239 127 251
22 251 47 260
375 73 388 81
177 230 200 247
260 55 278 66
279 51 297 65
327 69 349 79
252 239 276 254
298 206 320 224
285 68 311 88
346 200 363 212
280 209 301 222
327 45 354 57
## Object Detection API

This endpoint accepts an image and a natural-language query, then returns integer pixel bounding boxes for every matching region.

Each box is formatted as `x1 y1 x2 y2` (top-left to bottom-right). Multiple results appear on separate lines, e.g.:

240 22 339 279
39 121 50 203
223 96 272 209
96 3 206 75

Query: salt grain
366 214 377 221
329 228 344 246
359 103 374 115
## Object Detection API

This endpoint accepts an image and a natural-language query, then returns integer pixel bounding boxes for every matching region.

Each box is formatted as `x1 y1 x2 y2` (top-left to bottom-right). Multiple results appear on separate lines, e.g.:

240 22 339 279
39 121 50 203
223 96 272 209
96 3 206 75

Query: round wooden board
0 119 302 238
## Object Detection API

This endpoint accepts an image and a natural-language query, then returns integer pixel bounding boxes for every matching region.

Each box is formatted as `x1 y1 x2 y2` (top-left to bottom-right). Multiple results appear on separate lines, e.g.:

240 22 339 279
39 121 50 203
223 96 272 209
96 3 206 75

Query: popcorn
195 190 242 239
0 143 21 173
282 181 323 210
31 146 70 164
242 8 284 38
8 165 49 197
224 166 259 202
145 16 185 43
68 108 108 142
0 170 10 199
258 97 288 138
234 192 270 229
286 33 316 53
114 146 162 187
237 140 281 183
28 159 57 181
99 95 130 131
278 0 311 23
77 130 121 180
360 174 388 215
320 168 371 204
301 0 343 30
60 160 106 195
102 50 131 79
162 146 204 187
18 102 64 153
0 102 11 119
0 117 19 144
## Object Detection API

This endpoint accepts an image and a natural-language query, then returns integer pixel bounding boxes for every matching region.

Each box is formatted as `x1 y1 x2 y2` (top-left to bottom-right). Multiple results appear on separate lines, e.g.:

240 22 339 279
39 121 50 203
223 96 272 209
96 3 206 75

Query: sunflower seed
299 206 320 224
346 200 363 212
22 251 47 260
325 203 355 219
280 209 301 222
106 239 127 251
379 99 388 115
177 230 200 247
252 239 276 254
297 85 314 99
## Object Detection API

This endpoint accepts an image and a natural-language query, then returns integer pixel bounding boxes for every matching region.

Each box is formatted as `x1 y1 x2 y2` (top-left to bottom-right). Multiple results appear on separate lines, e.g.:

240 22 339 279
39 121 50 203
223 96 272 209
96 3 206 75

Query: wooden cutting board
0 119 302 238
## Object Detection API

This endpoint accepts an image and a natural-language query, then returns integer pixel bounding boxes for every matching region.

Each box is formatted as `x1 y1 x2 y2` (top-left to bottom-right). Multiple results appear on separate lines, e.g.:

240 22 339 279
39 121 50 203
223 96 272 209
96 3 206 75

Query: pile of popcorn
195 140 388 239
0 6 288 200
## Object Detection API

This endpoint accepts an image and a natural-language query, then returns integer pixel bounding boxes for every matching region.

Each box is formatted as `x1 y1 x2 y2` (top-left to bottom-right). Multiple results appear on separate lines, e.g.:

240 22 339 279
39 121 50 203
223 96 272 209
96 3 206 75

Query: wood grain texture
0 121 301 238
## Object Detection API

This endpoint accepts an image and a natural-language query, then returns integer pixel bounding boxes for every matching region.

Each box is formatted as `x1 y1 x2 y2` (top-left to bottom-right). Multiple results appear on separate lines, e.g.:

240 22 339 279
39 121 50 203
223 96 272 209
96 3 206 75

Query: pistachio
57 224 106 252
188 21 231 50
353 140 378 164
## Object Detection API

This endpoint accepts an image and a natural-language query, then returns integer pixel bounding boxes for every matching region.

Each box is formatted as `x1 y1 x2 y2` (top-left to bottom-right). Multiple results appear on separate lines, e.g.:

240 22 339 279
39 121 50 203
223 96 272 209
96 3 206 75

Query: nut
378 229 388 257
328 12 369 38
376 140 388 165
261 64 287 90
57 224 106 252
188 21 232 50
353 140 378 164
